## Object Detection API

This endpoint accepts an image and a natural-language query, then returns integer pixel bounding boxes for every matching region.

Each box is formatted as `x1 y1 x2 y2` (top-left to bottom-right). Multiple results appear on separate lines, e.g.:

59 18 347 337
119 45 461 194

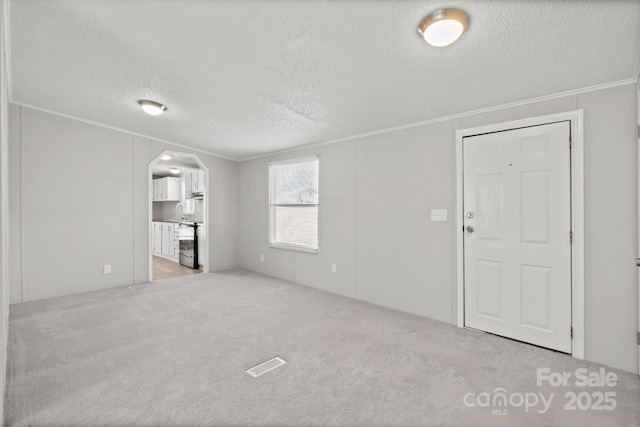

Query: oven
178 222 199 269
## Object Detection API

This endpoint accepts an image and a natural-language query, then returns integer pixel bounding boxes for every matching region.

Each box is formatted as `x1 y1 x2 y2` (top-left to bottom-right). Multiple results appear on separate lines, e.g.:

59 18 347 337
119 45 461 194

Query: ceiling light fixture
138 100 167 116
161 154 172 161
418 9 469 47
169 167 181 174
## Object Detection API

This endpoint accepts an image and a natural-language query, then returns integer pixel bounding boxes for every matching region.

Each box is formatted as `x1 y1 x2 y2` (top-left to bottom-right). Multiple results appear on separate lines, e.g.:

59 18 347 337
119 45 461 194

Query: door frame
455 110 585 359
148 150 210 280
636 82 640 375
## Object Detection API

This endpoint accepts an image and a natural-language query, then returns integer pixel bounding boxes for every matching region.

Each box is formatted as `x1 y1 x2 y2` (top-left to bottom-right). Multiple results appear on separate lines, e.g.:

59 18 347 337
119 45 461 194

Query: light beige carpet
5 269 640 426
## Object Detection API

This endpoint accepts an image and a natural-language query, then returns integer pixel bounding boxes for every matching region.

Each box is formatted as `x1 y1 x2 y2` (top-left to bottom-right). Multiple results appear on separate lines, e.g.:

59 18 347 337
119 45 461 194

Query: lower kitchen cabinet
152 221 179 261
153 222 163 254
197 224 205 268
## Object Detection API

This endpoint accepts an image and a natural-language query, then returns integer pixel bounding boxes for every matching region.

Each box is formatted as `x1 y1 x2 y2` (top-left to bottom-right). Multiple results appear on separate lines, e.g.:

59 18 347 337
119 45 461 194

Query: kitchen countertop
153 218 203 224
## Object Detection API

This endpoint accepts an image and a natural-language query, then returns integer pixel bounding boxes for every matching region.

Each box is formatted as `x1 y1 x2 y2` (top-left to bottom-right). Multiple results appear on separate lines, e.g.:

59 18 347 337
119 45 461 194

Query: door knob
466 211 474 219
465 225 475 233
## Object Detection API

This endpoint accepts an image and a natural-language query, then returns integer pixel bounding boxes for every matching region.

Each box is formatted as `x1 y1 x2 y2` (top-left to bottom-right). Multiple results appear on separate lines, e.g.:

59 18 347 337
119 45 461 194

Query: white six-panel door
463 121 572 353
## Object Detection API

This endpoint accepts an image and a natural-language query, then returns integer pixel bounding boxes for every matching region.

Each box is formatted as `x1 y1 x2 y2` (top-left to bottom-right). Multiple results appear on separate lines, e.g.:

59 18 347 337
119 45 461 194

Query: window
269 156 319 252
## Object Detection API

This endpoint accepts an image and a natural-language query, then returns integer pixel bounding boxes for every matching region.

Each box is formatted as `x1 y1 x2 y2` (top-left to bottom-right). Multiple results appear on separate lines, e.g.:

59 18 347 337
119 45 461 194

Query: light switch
431 209 448 222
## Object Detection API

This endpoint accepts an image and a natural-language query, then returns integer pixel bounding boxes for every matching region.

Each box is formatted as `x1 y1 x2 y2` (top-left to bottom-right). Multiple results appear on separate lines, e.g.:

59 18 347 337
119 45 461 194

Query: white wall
153 201 180 219
577 86 638 374
0 0 10 417
8 105 241 302
153 199 204 223
239 83 638 374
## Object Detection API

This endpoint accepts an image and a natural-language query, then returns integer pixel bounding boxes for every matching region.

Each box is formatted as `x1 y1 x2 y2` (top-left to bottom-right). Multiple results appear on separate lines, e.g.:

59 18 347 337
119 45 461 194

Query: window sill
269 243 319 254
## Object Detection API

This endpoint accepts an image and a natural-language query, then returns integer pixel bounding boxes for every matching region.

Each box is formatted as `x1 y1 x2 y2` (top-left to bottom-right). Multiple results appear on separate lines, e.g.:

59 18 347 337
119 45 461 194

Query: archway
148 151 210 280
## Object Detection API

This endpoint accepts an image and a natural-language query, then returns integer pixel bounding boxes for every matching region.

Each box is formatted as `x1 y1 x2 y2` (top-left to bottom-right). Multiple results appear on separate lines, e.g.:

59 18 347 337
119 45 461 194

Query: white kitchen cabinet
152 177 181 201
153 178 161 201
193 170 204 193
161 223 174 256
152 221 179 261
184 170 204 198
152 222 163 254
174 225 179 256
184 173 192 198
197 223 205 268
168 177 181 200
153 180 160 201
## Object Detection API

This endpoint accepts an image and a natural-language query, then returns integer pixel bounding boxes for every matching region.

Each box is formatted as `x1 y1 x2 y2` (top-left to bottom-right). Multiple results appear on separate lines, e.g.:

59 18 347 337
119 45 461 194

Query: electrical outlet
331 263 337 274
260 254 264 262
430 209 448 222
103 264 111 274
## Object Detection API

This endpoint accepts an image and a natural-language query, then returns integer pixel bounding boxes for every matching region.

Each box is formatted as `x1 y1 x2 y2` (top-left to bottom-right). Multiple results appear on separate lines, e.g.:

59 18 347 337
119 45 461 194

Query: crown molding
239 78 638 162
9 101 239 162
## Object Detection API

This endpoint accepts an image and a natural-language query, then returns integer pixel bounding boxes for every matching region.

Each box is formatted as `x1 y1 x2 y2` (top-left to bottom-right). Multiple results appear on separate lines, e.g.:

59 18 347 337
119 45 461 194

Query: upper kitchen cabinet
184 170 204 198
153 177 181 201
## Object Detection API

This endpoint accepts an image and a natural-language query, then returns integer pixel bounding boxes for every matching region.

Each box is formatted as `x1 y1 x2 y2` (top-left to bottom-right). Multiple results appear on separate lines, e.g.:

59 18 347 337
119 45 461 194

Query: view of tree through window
269 157 318 250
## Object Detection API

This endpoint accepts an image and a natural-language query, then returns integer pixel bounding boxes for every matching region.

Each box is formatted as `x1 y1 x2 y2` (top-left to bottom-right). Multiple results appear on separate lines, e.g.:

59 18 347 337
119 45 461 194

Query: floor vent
246 357 287 378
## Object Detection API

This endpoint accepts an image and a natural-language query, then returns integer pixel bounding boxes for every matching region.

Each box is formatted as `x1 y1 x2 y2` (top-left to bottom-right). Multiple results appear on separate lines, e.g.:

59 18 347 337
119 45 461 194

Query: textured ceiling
151 154 201 178
9 0 640 160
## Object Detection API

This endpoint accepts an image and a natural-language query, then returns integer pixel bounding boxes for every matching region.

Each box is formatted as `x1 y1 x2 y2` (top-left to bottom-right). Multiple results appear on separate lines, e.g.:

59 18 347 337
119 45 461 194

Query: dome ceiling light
418 9 469 47
138 100 167 116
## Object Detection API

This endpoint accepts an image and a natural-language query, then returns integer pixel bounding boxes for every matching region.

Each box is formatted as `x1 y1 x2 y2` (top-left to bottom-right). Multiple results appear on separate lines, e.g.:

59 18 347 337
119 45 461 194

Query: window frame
268 155 319 253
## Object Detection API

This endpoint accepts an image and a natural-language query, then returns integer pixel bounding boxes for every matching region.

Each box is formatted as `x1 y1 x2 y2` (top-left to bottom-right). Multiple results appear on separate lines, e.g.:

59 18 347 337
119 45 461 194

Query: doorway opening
455 110 585 359
148 151 209 281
